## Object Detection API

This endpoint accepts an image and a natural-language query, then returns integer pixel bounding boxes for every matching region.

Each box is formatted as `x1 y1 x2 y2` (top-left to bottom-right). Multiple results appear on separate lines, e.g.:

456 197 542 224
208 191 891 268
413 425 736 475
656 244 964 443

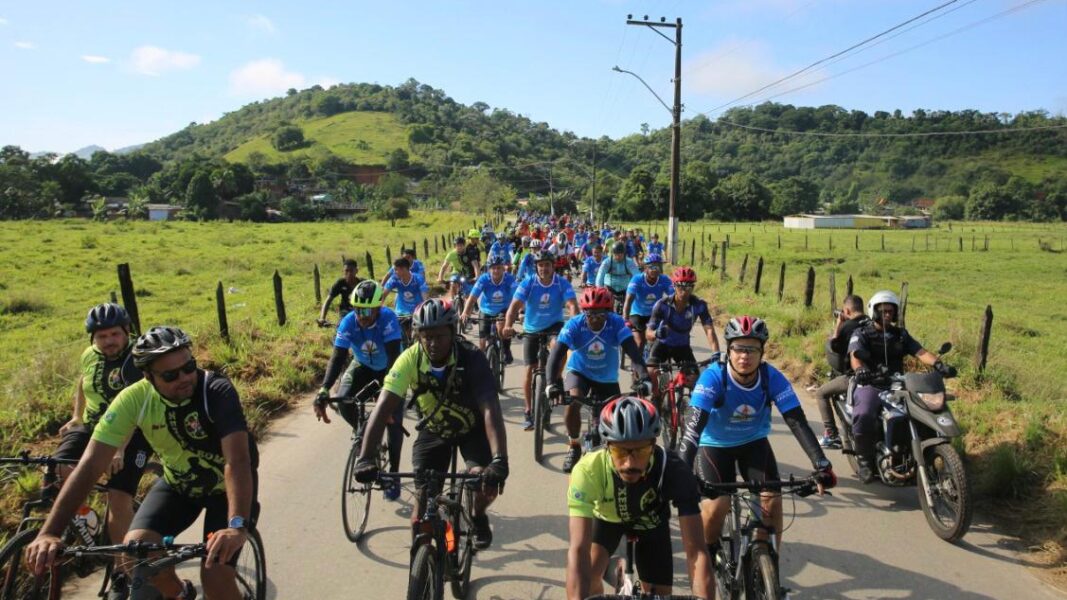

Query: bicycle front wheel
745 543 781 600
341 441 373 542
448 491 475 599
0 527 53 600
532 372 546 464
407 543 443 600
487 345 502 393
234 526 267 600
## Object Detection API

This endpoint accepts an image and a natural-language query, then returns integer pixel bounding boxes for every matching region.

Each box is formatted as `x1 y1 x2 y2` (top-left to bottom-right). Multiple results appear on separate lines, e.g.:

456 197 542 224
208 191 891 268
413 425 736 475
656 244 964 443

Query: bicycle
0 451 162 600
469 316 506 393
379 450 484 600
516 331 554 463
55 533 265 600
701 475 825 600
398 315 415 348
654 358 712 451
588 533 703 599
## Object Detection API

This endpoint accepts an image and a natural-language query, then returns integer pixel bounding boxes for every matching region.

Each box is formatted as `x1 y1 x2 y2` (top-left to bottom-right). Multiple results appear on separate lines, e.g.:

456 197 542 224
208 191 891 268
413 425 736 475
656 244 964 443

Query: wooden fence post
720 241 728 282
855 235 859 251
958 237 963 252
829 272 837 317
829 234 833 251
881 234 885 251
365 251 375 280
216 281 229 340
726 234 731 248
804 234 808 250
313 264 322 305
777 264 786 302
109 291 118 304
739 254 749 284
846 275 853 297
911 236 916 252
424 238 429 258
899 282 909 329
272 270 287 326
711 244 719 270
804 267 815 308
116 263 142 334
754 257 764 294
690 240 695 265
777 234 781 249
434 236 439 254
386 247 393 266
976 305 994 374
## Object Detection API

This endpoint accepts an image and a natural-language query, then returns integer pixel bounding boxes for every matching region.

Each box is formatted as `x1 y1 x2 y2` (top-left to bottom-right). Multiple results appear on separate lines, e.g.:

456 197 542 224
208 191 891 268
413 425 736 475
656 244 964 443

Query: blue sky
1 0 1064 154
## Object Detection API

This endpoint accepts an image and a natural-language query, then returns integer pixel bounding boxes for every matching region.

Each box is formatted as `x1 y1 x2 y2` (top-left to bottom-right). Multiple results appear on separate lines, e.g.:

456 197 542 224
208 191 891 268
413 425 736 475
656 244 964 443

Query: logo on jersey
640 489 659 513
360 340 379 357
107 368 124 391
587 340 606 360
731 404 759 423
645 293 657 305
403 291 415 301
184 412 207 440
491 290 504 304
538 293 551 308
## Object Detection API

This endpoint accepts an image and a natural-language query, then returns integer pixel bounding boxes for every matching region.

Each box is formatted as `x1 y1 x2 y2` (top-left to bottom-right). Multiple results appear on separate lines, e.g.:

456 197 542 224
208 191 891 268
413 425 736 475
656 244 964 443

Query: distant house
912 198 936 211
147 204 183 221
783 214 885 229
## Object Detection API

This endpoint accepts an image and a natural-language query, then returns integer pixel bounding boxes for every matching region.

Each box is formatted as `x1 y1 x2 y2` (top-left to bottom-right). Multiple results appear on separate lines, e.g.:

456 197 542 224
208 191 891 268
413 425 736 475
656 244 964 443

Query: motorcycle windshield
904 371 945 394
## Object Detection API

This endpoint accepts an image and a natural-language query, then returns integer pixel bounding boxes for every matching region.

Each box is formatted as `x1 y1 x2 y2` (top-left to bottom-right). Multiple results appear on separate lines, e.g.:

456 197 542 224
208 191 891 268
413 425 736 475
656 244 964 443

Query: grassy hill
223 111 415 165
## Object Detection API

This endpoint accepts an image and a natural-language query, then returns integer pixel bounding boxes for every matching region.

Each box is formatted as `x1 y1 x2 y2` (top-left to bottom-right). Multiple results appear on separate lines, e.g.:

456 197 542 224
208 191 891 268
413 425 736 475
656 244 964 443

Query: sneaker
522 411 534 431
106 572 129 600
178 579 197 600
472 514 493 550
503 346 514 365
383 480 401 501
819 429 842 450
562 445 582 473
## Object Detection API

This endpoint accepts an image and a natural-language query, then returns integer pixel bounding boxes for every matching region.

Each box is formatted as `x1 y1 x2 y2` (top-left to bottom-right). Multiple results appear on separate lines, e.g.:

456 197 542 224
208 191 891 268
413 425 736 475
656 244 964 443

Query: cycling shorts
647 342 696 368
564 371 620 405
523 321 564 365
56 426 151 496
410 428 491 488
592 519 672 586
478 312 503 340
696 438 779 498
337 363 397 431
628 314 651 335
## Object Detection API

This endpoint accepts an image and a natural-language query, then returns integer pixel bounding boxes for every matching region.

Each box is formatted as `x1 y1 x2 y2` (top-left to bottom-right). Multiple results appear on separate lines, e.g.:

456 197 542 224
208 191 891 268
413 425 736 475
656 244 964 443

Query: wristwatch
228 515 246 530
814 458 832 472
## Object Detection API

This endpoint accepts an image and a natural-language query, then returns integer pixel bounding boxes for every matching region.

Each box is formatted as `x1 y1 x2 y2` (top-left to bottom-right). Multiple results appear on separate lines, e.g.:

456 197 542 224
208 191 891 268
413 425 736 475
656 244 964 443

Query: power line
717 120 1067 138
701 0 964 115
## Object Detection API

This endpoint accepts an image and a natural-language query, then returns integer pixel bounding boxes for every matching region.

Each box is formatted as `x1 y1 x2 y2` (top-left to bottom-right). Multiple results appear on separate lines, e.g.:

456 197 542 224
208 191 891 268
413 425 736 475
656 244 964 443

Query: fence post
116 263 142 334
899 281 909 329
846 275 854 297
216 281 229 340
313 264 322 305
109 291 118 304
434 236 439 254
804 267 815 308
386 247 393 266
911 236 915 252
777 234 781 249
711 244 719 270
690 240 695 266
365 251 375 280
739 254 749 284
804 234 808 250
829 234 833 251
424 238 429 258
754 257 764 294
976 305 994 374
777 263 786 302
272 270 287 326
829 272 837 317
958 237 963 252
855 235 859 251
725 234 730 248
881 234 885 251
720 241 728 282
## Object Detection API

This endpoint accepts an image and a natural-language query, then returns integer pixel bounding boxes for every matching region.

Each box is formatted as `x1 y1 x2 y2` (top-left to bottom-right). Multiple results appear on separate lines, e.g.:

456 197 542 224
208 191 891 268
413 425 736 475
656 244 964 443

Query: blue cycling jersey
471 271 517 315
625 240 637 258
581 256 600 285
489 241 512 264
383 272 429 316
384 260 425 281
648 241 664 256
626 274 675 317
574 232 589 247
558 313 632 383
514 252 536 282
690 362 801 447
513 274 575 332
648 295 713 347
334 307 403 371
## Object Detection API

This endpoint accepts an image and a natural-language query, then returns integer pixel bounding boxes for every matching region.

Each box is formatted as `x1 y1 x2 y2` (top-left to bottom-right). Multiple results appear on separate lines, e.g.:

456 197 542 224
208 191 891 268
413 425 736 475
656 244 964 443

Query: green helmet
350 280 384 309
468 228 481 239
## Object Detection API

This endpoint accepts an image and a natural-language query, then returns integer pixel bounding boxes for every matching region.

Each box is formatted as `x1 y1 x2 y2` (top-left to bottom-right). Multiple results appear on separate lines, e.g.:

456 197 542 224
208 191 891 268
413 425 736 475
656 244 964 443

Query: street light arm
612 66 673 116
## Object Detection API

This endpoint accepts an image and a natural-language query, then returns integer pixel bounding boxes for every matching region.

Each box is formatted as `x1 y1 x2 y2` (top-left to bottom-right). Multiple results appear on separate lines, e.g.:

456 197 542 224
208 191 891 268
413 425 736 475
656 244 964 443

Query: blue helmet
643 253 664 265
449 273 465 283
487 254 508 267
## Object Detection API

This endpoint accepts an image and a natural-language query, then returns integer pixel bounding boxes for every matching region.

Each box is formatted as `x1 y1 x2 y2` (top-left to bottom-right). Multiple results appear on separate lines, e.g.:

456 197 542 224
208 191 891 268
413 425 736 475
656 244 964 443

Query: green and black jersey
78 343 142 427
93 371 258 498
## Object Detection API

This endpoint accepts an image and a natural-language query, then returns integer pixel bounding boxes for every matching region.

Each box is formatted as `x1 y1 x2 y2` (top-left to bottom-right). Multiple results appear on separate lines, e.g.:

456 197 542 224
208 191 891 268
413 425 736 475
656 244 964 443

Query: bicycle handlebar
0 451 79 467
61 538 206 560
700 474 822 497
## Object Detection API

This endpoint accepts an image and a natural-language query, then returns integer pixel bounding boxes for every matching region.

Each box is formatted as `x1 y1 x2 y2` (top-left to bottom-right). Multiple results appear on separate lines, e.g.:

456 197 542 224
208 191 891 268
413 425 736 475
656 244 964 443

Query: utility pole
623 15 682 263
590 141 597 222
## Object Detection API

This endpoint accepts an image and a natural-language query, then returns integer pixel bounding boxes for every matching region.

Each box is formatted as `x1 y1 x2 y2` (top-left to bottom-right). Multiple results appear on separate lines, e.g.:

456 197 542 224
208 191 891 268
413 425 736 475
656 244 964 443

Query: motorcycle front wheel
918 443 972 543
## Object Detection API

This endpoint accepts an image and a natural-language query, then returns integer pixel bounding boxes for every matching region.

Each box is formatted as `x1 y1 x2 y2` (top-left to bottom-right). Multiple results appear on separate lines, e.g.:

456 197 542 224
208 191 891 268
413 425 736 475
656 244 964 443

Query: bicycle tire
448 489 475 599
487 346 502 394
717 511 739 600
234 526 267 600
0 527 53 600
407 543 443 600
661 389 676 450
532 372 546 464
341 441 372 543
745 543 781 600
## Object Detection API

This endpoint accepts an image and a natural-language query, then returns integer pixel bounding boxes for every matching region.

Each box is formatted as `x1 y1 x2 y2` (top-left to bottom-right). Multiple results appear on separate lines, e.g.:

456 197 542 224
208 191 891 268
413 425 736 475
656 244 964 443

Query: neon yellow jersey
78 343 142 427
443 250 466 276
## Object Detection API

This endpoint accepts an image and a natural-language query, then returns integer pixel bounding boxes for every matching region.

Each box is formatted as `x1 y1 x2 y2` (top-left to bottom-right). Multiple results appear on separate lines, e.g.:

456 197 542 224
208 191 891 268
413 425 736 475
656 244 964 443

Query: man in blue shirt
623 254 675 354
647 233 664 257
514 238 541 283
314 281 406 500
503 250 579 431
381 257 430 343
461 255 517 363
580 244 603 287
678 316 835 563
645 266 719 406
545 286 651 472
596 242 640 300
488 236 513 270
380 248 426 285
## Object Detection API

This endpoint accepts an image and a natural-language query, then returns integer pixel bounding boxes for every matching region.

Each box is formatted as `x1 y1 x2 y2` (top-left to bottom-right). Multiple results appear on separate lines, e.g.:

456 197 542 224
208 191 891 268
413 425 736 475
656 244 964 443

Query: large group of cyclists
2 210 966 600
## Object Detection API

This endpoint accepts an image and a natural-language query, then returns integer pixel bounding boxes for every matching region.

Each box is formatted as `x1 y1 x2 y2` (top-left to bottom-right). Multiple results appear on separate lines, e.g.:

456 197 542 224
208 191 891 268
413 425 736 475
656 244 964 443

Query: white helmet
867 290 900 321
530 238 543 249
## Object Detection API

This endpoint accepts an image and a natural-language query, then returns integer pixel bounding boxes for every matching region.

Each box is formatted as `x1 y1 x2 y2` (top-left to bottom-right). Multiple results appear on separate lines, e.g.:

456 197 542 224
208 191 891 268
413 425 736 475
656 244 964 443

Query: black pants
338 362 403 472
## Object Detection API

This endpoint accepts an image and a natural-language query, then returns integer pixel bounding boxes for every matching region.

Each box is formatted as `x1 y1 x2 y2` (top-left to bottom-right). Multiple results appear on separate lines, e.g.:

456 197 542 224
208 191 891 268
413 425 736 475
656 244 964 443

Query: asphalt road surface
67 334 1062 599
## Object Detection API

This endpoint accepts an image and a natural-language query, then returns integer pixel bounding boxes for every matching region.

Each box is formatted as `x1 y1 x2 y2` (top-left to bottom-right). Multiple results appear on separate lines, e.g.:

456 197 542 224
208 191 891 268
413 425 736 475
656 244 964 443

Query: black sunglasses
155 358 197 383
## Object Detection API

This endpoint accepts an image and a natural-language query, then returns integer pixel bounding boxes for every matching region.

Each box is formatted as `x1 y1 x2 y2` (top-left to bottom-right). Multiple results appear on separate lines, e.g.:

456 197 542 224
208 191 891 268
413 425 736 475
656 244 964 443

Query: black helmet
85 303 131 334
132 326 192 368
412 299 458 331
598 395 661 442
531 250 556 263
612 241 626 255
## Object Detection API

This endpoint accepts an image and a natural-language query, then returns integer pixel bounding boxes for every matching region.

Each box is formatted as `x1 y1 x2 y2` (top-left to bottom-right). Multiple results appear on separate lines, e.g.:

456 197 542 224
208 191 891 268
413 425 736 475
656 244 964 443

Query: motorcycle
829 342 972 543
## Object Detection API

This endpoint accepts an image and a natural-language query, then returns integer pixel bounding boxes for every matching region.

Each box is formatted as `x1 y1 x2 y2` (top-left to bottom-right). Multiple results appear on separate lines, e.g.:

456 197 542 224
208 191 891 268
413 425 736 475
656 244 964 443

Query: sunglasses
675 283 695 290
355 307 375 317
154 358 197 383
584 309 610 317
607 442 655 461
729 345 763 356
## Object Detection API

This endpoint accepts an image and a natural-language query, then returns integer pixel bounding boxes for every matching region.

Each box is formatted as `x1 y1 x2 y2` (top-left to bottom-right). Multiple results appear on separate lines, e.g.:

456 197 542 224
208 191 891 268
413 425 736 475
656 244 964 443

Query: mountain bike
379 450 485 600
471 316 506 393
0 451 164 600
654 358 712 451
701 475 825 600
587 532 703 599
56 533 265 600
516 331 554 463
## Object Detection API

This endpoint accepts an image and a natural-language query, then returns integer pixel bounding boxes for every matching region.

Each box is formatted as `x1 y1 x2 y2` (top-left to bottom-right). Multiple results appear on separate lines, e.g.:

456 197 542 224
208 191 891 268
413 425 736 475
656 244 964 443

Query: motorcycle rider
815 295 867 449
848 290 956 483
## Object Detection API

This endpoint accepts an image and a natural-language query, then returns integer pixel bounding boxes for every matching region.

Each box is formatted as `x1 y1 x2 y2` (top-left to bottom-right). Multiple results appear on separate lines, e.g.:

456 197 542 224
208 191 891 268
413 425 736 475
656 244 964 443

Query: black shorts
592 520 672 587
696 438 780 498
628 314 651 334
563 371 620 405
477 312 503 340
647 342 696 368
410 428 492 475
523 321 564 365
130 478 260 566
55 426 152 496
337 364 393 430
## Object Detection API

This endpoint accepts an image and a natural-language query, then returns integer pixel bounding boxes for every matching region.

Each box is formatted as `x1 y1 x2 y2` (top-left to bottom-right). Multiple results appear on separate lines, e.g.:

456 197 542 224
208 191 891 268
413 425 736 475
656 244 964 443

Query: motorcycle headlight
917 391 946 411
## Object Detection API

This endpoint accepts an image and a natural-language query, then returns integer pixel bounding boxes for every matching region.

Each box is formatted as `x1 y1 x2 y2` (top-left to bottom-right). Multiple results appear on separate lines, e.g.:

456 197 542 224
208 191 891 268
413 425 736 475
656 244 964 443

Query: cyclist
596 241 639 312
623 253 674 354
678 316 835 567
54 303 150 599
815 294 867 450
353 299 509 550
645 266 719 407
514 238 542 283
579 244 603 288
380 247 426 285
647 233 664 257
547 232 574 279
566 396 711 600
318 259 363 326
460 254 517 364
465 228 484 275
314 281 405 501
488 233 513 270
437 236 475 284
381 257 430 343
849 290 954 482
503 249 579 431
545 286 651 472
27 326 260 600
579 230 601 259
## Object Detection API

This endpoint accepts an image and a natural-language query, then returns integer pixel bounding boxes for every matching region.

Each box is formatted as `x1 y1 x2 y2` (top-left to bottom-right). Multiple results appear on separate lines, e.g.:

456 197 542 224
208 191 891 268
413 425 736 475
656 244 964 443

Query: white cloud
245 14 276 34
13 41 35 49
130 45 200 76
687 40 789 97
81 55 110 64
0 17 9 25
229 58 306 96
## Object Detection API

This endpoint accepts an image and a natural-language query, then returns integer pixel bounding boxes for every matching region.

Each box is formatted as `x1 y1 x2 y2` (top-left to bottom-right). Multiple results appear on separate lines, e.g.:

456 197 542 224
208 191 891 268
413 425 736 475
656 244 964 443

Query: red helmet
579 286 614 311
671 266 697 284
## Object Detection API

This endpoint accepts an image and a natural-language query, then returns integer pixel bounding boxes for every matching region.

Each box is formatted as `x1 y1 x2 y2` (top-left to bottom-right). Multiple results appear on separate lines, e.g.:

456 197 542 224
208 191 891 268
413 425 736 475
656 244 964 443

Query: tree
375 173 409 200
385 148 410 172
770 176 819 217
449 170 515 218
965 181 1023 221
184 171 218 219
932 195 966 221
272 125 305 151
708 173 772 221
89 195 108 222
828 196 860 215
235 191 270 222
313 94 344 117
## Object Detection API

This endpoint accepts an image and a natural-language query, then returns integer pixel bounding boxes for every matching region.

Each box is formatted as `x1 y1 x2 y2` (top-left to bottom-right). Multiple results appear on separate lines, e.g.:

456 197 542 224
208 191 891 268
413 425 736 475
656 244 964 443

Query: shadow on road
469 573 565 600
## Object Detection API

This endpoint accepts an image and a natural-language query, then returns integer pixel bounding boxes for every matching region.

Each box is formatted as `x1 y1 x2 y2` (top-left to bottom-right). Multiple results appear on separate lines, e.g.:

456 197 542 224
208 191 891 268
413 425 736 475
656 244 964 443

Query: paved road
69 336 1062 599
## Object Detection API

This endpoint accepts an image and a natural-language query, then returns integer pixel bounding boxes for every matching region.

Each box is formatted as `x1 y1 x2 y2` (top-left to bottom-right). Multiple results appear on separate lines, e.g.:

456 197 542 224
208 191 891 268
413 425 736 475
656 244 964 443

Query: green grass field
223 111 415 165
